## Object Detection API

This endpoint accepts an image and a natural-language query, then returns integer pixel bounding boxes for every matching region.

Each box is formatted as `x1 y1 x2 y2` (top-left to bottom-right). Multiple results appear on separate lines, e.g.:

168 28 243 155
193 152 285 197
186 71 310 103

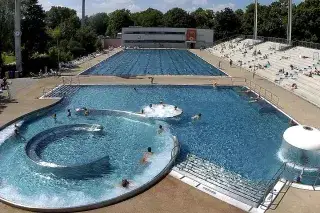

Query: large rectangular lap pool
81 49 225 76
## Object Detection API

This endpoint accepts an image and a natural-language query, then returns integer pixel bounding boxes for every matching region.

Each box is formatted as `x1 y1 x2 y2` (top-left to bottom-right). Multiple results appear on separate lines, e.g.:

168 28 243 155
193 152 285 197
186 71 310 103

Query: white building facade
121 27 214 48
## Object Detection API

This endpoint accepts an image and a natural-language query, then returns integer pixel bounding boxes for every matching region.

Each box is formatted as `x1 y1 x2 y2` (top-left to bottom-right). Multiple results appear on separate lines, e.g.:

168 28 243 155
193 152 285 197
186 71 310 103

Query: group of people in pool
139 101 202 122
51 107 90 121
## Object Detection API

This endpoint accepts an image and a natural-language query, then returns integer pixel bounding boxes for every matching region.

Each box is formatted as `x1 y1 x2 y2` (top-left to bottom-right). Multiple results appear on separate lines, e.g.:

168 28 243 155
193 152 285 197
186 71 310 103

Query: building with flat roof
121 27 214 49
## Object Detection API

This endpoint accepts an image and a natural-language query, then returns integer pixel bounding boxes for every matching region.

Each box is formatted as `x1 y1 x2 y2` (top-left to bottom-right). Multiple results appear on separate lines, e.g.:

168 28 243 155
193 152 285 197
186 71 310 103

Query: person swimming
174 106 178 110
67 109 71 117
249 95 261 103
157 125 164 134
14 127 20 135
134 88 137 91
191 113 202 121
141 147 154 163
84 109 89 116
159 101 163 104
52 113 57 120
149 104 153 108
121 179 130 188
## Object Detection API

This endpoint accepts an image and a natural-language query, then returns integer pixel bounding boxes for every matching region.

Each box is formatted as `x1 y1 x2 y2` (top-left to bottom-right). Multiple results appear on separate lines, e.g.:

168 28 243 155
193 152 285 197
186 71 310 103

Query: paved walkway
0 49 320 213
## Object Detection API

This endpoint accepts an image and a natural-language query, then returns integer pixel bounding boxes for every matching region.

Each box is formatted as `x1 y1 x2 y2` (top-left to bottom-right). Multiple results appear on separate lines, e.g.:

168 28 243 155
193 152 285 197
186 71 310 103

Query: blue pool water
81 49 225 76
0 85 300 209
0 97 174 208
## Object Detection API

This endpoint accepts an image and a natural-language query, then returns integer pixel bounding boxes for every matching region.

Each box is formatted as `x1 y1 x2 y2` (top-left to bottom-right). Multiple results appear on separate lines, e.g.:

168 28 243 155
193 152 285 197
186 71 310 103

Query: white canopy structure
283 125 320 151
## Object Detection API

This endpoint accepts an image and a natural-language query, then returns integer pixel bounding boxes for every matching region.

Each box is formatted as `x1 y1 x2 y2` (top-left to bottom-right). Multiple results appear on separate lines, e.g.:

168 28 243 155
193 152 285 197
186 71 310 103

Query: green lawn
2 54 15 65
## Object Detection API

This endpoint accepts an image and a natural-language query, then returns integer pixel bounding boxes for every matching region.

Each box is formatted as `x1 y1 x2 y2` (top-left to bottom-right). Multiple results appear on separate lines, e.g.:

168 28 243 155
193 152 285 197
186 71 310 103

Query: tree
163 8 194 28
0 0 14 68
191 8 214 29
214 8 242 39
21 0 48 59
75 26 98 54
107 9 133 37
87 13 109 36
131 8 164 27
46 6 79 29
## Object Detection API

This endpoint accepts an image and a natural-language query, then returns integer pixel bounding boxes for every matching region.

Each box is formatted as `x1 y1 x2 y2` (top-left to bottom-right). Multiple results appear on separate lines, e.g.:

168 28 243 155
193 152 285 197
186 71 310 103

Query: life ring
189 37 194 41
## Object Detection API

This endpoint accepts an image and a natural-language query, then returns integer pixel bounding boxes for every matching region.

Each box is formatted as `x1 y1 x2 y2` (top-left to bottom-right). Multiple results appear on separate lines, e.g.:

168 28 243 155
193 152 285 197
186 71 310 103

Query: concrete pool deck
0 49 320 213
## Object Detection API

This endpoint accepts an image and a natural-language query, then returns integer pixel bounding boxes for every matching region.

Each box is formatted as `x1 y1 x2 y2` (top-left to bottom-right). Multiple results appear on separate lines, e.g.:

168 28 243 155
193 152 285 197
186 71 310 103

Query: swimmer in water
67 109 71 117
249 95 261 103
52 113 57 120
139 109 144 114
149 104 153 108
121 179 130 188
141 147 154 163
159 101 163 104
191 113 202 121
134 88 137 91
84 109 89 116
157 125 164 134
174 106 178 110
241 89 251 93
14 127 20 135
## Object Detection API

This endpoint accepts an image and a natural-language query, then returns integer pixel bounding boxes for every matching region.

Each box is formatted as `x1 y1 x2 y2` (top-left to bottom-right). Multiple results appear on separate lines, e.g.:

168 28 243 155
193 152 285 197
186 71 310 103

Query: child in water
191 113 202 121
157 125 164 134
141 147 154 164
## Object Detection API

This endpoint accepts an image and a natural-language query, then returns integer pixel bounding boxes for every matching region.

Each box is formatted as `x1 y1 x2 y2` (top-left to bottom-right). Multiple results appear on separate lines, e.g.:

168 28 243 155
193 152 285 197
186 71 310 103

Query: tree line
1 0 320 75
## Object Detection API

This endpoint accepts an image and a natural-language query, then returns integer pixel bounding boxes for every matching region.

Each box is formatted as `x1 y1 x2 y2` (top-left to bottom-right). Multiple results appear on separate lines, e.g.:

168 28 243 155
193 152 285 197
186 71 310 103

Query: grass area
1 53 15 65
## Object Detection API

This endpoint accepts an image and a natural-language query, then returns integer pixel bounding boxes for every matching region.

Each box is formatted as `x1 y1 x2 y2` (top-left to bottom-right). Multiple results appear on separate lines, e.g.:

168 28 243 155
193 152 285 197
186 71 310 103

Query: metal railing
284 162 320 190
244 79 280 107
260 163 287 208
175 154 287 208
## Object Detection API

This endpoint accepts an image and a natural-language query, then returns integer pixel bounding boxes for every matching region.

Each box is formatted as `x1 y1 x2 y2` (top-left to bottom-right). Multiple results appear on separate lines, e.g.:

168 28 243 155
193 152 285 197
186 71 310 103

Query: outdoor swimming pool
81 49 225 76
0 85 314 210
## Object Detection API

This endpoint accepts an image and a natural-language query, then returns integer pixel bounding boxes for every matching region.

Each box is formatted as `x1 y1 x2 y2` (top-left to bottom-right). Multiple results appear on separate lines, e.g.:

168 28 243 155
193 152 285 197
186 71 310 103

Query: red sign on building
186 29 197 41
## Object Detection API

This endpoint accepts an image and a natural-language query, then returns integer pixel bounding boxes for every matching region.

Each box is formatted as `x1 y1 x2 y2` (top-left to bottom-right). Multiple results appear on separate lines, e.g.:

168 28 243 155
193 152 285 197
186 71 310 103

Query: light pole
14 0 22 73
253 0 258 42
287 0 292 46
81 0 85 26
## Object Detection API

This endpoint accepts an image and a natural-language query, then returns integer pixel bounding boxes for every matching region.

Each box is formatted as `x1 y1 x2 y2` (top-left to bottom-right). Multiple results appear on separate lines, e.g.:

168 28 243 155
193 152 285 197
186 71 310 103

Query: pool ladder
175 154 283 208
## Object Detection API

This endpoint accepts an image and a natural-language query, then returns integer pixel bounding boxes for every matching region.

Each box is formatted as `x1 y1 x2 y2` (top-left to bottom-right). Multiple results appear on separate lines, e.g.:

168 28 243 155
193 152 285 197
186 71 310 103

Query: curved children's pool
0 100 176 210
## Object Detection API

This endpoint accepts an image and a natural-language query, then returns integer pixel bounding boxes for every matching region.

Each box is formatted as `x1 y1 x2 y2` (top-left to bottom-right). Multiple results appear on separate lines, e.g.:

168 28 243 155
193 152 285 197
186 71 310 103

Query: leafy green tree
46 6 79 29
0 0 14 68
87 13 109 36
131 8 164 27
76 26 98 54
107 9 133 37
163 8 194 28
21 0 48 60
191 8 214 29
214 8 242 39
292 0 320 43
